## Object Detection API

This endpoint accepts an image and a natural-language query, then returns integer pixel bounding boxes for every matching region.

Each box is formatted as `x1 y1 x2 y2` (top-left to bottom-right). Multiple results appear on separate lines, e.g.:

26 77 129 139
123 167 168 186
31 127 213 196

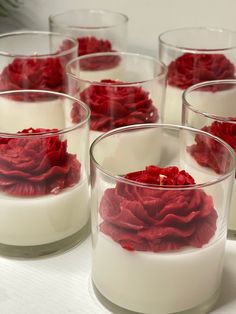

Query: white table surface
0 237 235 314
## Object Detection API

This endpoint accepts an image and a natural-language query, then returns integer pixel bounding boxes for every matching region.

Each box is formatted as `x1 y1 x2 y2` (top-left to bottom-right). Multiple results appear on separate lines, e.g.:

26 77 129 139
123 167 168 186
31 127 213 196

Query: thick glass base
0 222 90 258
227 229 236 240
93 281 220 314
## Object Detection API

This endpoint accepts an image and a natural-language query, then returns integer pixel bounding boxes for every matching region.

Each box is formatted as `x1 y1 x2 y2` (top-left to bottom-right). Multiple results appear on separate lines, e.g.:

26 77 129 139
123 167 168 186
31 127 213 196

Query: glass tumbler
66 52 167 144
90 124 235 314
183 79 236 238
158 27 236 124
0 31 77 93
0 90 90 257
49 9 128 56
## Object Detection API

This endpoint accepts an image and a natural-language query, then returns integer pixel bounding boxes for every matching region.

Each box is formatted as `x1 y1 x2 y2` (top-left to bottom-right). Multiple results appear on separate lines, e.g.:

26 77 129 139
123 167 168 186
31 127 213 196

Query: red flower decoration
0 128 81 196
188 121 235 174
168 53 235 89
78 36 113 56
99 165 217 252
72 79 158 132
78 36 120 71
0 57 65 100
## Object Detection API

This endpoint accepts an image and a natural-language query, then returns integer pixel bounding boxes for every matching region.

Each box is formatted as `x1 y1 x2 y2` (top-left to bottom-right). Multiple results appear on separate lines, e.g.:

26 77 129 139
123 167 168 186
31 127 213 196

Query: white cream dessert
0 178 90 246
0 127 89 247
92 165 221 313
0 97 65 132
93 234 224 314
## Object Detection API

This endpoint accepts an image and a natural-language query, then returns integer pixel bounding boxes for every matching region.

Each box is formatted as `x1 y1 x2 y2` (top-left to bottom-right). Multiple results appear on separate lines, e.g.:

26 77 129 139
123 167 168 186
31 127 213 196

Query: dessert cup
183 79 236 238
49 9 128 57
0 31 77 131
0 90 90 257
158 27 236 124
90 124 235 314
66 52 166 145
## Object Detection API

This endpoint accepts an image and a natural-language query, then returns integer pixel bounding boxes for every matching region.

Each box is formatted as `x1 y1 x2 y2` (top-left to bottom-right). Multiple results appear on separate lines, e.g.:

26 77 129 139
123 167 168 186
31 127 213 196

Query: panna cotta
0 178 89 246
92 165 221 313
164 53 235 125
93 233 224 314
0 128 89 248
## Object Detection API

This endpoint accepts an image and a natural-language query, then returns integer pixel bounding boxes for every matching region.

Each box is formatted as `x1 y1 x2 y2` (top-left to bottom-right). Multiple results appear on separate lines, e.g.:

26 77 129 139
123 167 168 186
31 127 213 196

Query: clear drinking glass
0 31 77 93
66 52 167 143
49 9 128 56
0 90 90 257
183 79 236 238
158 27 236 124
90 124 235 314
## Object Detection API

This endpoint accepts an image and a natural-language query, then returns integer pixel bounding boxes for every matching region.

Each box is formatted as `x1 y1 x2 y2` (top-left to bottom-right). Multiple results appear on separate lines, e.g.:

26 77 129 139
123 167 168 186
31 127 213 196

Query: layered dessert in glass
158 27 236 124
66 52 167 145
90 124 235 314
0 90 90 257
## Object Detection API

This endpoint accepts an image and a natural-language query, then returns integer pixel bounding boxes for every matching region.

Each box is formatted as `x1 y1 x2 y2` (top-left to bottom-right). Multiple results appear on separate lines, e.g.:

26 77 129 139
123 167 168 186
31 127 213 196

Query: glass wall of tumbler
183 79 236 238
66 52 167 144
0 90 90 257
50 9 128 56
158 27 236 125
90 123 235 314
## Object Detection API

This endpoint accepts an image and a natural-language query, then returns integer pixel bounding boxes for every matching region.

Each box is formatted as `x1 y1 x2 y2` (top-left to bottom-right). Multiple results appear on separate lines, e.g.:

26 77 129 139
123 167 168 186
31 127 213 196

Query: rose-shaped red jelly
99 165 217 252
188 121 235 174
72 79 158 132
78 36 113 56
0 128 81 196
78 37 120 71
60 37 120 71
168 53 235 89
0 57 65 99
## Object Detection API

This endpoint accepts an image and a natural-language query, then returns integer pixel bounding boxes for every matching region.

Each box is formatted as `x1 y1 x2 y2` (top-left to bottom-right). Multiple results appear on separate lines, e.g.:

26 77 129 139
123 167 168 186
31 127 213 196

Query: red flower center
168 53 235 90
99 165 217 252
72 79 159 132
0 128 81 196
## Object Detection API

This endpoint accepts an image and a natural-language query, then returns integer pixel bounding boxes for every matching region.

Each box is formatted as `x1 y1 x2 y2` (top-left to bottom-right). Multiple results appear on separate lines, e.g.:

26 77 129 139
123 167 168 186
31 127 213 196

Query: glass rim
159 26 236 52
49 8 129 30
183 79 236 122
0 89 90 137
66 51 167 86
0 31 78 58
90 123 236 190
